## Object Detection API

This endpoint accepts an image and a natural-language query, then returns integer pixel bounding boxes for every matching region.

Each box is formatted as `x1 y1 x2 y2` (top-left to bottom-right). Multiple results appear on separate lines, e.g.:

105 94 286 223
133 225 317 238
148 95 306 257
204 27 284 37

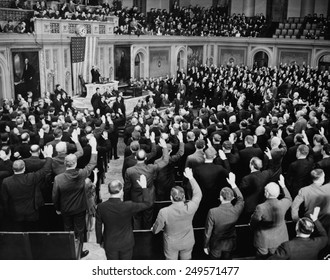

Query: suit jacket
124 148 169 202
122 142 157 179
178 141 195 172
14 143 31 159
286 158 314 198
185 149 204 169
23 156 45 173
1 158 52 222
294 117 307 134
291 183 330 230
43 139 77 157
152 177 202 251
269 221 327 260
91 68 101 83
204 187 244 257
52 154 97 215
51 141 83 176
239 167 274 219
95 189 153 252
193 161 230 226
238 146 264 180
155 142 184 200
250 187 292 249
315 157 330 184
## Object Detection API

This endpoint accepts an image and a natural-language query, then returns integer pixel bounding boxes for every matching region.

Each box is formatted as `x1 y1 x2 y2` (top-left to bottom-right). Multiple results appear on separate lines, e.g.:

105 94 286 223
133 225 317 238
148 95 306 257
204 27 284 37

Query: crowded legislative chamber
0 0 330 260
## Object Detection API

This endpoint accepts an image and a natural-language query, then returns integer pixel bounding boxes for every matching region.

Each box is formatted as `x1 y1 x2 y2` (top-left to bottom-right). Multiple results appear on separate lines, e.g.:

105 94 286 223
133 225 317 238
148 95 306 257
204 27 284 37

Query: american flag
71 36 98 95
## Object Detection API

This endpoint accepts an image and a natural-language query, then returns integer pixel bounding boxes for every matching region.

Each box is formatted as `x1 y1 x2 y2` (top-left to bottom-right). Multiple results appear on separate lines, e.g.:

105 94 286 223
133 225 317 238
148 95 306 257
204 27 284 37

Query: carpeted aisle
82 138 126 260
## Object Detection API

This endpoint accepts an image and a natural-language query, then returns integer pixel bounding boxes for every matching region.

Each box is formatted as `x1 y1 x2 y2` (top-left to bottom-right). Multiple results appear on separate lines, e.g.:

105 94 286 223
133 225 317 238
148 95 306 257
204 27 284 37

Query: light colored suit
250 186 292 255
152 177 202 260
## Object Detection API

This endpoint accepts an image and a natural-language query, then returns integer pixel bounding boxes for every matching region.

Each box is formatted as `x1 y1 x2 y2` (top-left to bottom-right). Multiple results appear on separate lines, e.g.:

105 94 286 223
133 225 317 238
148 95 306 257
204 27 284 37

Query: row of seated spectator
115 5 268 37
3 0 270 37
0 60 330 259
0 19 30 33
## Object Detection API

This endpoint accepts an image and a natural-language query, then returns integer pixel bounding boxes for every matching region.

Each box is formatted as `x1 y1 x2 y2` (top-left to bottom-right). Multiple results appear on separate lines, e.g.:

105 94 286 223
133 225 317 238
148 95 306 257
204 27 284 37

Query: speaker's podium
0 231 81 260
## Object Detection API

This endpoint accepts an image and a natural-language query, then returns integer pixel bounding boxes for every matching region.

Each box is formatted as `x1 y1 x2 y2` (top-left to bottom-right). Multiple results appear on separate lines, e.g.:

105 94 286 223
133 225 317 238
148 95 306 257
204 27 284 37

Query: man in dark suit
282 133 304 173
21 58 35 93
250 175 292 259
315 143 330 183
185 139 205 169
204 172 244 259
178 131 195 174
1 145 53 231
122 133 157 179
23 145 45 173
286 144 314 198
193 148 230 227
238 135 263 182
239 152 274 223
52 136 98 259
96 175 153 260
155 132 184 201
41 128 76 157
14 132 32 159
91 88 101 114
91 65 101 84
23 145 50 202
124 138 169 229
269 207 328 259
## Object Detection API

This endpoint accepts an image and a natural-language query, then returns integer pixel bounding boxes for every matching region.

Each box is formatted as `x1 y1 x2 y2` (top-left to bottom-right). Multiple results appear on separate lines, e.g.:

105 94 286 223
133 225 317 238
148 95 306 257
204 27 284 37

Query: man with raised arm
152 167 202 260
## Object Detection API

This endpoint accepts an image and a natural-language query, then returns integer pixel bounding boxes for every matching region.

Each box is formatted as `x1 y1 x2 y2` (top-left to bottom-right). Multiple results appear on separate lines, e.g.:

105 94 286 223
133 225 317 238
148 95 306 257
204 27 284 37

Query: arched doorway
177 50 185 72
318 54 330 71
134 52 145 80
253 51 269 68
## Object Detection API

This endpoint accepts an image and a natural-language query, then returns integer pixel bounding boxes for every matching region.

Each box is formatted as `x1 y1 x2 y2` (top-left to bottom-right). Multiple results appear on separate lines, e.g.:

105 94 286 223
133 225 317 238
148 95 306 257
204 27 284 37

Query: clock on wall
76 25 87 37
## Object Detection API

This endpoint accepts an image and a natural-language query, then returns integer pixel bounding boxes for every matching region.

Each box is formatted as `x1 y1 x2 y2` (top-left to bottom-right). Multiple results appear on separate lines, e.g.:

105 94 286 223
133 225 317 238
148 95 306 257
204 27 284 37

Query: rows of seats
273 15 328 39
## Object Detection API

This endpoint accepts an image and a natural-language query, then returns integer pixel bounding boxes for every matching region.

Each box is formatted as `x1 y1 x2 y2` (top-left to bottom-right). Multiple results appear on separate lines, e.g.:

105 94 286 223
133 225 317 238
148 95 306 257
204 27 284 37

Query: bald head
64 154 77 169
30 145 40 155
265 182 280 198
271 136 281 148
56 141 67 154
255 126 266 136
21 132 30 142
187 131 195 142
136 149 146 161
108 180 123 195
13 160 25 173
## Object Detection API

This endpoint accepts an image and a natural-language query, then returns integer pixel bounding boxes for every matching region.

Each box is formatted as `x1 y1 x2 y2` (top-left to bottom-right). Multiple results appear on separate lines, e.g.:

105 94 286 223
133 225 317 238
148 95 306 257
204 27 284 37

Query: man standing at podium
91 65 101 84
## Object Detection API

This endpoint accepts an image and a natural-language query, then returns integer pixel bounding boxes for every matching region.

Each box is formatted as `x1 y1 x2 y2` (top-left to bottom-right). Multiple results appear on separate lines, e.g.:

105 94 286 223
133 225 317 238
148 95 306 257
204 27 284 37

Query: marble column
243 0 255 17
300 0 315 17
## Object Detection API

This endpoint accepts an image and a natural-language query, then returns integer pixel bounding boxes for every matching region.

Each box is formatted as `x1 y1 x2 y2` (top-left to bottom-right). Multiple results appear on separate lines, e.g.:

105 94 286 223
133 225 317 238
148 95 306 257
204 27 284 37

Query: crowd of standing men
1 61 330 260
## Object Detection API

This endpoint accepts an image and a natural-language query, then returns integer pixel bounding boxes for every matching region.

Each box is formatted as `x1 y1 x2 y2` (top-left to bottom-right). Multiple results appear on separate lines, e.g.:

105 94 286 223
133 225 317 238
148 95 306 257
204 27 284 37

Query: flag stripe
71 36 98 95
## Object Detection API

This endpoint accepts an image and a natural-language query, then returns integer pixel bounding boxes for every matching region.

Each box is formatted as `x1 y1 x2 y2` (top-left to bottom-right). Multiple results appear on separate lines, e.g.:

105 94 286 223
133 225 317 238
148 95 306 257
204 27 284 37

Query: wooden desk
85 81 119 99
